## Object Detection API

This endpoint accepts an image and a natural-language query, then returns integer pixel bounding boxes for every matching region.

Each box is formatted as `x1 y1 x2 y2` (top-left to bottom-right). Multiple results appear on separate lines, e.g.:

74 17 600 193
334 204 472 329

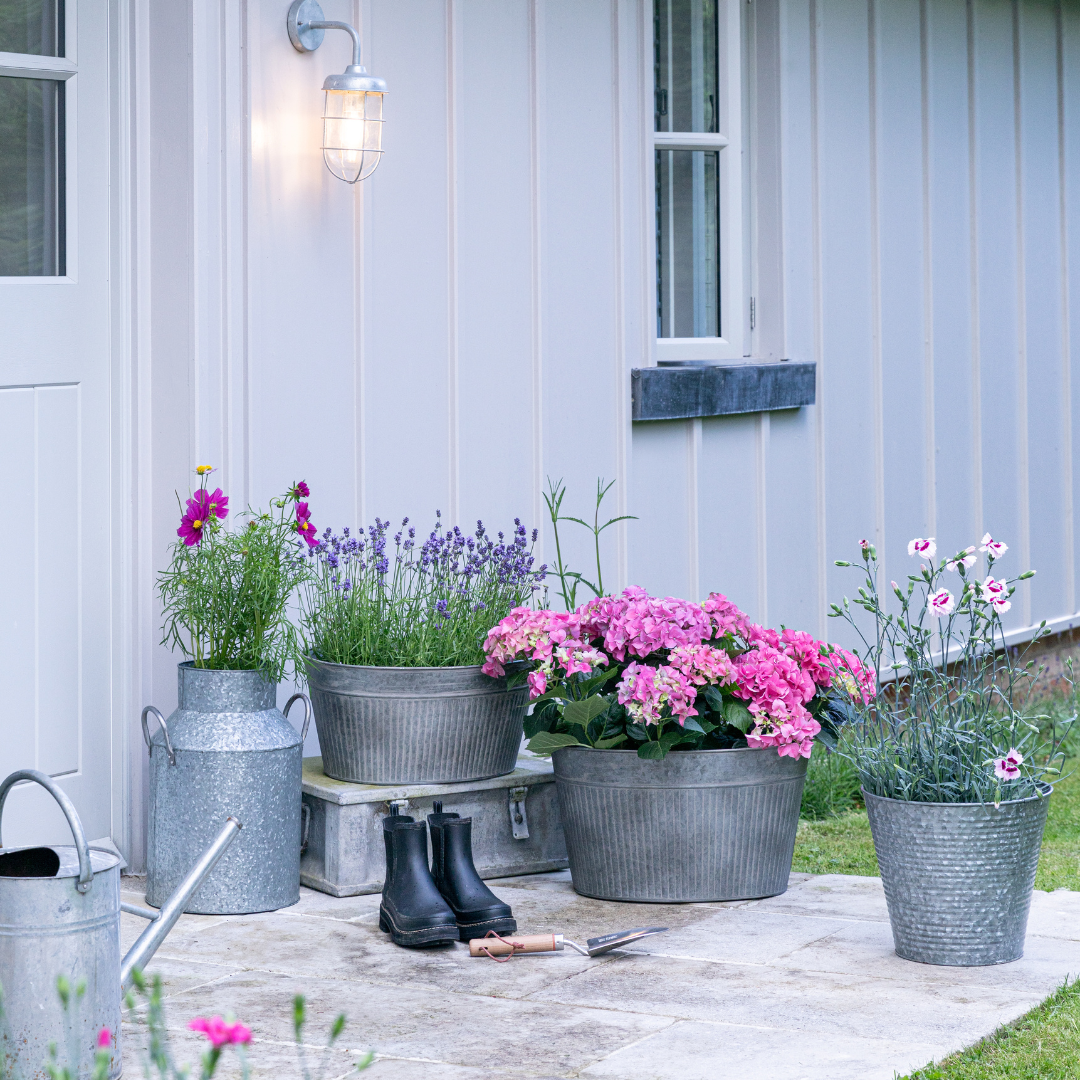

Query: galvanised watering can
0 769 240 1079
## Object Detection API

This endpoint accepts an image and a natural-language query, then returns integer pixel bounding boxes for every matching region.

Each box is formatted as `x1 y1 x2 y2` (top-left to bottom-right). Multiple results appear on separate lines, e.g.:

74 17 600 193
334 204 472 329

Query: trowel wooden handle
469 934 560 957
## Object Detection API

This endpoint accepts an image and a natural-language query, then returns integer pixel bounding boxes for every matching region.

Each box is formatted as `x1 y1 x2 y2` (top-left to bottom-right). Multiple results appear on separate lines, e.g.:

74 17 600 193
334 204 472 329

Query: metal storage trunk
300 754 567 896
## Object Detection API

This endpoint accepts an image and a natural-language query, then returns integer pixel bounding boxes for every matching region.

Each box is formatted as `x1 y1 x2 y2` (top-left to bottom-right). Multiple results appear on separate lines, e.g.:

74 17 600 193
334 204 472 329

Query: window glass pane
654 0 718 133
0 0 63 56
0 76 65 276
656 149 719 338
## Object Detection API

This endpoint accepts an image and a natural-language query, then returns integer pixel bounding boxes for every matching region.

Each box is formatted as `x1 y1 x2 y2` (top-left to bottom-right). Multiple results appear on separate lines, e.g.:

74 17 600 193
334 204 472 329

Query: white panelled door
0 0 114 844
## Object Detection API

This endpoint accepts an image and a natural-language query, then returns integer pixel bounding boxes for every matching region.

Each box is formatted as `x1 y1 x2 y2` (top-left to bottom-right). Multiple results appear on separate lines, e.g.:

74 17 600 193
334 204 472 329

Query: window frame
0 0 76 284
651 0 744 364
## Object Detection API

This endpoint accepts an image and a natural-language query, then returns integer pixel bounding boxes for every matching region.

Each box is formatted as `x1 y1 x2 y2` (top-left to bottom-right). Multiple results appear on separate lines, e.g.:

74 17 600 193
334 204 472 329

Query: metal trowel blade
586 926 669 957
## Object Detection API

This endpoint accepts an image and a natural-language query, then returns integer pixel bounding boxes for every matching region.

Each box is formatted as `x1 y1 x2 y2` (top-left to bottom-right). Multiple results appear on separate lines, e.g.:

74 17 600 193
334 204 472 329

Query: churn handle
0 769 94 894
141 706 177 767
284 693 313 743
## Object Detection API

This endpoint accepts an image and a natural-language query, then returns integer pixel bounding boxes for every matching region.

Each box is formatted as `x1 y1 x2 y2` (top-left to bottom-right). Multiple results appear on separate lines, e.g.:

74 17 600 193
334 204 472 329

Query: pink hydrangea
745 698 821 759
482 607 587 679
617 661 699 726
702 592 751 637
579 588 714 662
732 645 816 715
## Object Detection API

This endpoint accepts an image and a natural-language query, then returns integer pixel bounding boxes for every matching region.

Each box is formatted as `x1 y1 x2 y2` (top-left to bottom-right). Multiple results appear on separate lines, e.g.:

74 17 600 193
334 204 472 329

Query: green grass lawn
900 979 1080 1080
793 752 1080 1078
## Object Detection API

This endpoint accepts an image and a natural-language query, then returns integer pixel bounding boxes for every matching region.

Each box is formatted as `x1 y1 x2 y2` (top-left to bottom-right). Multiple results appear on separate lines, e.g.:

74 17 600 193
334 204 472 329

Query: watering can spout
120 817 241 992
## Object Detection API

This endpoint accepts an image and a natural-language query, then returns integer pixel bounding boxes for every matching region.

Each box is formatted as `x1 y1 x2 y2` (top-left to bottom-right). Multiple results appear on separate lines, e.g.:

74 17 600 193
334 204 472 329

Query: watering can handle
0 769 94 894
284 693 312 743
141 706 176 766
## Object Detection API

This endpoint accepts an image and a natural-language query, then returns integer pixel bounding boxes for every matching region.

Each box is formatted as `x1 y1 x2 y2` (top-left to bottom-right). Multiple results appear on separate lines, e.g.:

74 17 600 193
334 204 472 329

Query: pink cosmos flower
296 502 319 548
946 547 977 572
205 488 229 521
189 1016 252 1048
929 589 955 617
292 481 310 499
908 538 936 558
96 1028 112 1050
980 533 1008 558
177 490 212 546
993 748 1023 781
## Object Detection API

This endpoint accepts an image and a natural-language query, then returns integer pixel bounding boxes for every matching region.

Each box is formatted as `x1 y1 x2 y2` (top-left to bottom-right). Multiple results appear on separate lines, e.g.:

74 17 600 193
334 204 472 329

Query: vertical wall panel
456 2 535 533
1066 3 1080 607
928 0 978 558
1020 0 1069 623
973 0 1024 604
875 0 930 593
816 0 879 626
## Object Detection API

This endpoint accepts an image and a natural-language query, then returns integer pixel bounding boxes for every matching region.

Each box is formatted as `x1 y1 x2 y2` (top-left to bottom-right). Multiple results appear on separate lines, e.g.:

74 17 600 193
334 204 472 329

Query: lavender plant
298 514 545 667
830 534 1073 804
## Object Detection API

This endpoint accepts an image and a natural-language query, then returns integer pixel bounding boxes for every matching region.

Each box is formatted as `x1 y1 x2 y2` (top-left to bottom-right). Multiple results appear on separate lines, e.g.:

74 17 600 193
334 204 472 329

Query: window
653 0 741 361
0 0 68 277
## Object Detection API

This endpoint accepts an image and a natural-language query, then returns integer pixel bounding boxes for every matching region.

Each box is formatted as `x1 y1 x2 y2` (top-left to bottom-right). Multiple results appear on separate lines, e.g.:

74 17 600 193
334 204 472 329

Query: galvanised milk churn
0 769 239 1080
145 662 310 914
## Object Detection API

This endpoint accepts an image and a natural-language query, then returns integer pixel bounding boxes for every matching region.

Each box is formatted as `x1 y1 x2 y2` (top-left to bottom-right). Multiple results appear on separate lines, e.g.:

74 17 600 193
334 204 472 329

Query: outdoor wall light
286 0 386 183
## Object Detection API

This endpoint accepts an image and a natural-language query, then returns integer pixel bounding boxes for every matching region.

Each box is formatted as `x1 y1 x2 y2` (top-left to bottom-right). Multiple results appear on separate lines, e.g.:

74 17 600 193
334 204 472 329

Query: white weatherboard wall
125 0 1080 862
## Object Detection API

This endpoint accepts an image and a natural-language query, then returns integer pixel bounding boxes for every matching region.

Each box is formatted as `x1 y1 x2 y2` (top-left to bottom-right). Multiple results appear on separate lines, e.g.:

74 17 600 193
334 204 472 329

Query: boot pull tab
433 800 443 814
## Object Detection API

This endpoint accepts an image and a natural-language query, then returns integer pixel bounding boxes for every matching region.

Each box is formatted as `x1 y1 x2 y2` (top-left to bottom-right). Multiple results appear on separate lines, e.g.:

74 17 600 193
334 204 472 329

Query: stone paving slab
119 871 1080 1080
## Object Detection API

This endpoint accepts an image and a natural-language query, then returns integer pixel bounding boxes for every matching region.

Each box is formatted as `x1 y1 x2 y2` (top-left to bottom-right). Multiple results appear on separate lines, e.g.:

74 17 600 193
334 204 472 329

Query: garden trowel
468 926 668 960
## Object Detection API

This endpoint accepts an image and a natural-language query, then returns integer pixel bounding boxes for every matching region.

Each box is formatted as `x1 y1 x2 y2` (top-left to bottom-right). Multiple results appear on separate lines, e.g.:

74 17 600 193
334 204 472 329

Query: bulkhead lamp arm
286 0 388 185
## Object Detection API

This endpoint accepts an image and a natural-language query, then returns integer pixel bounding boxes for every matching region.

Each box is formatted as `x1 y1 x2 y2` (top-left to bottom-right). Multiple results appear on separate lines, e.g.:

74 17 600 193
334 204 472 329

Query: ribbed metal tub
864 787 1050 966
552 745 808 902
305 659 528 784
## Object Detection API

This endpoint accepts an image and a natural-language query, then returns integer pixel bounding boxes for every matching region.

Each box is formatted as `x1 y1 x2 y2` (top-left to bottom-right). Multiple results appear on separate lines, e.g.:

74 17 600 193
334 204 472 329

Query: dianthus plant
158 469 314 683
829 534 1072 803
483 587 875 760
298 514 546 667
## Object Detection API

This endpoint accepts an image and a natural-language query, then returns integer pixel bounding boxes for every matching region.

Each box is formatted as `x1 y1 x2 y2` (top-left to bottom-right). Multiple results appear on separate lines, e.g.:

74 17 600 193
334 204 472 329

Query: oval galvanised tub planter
863 786 1050 966
305 658 528 785
551 745 808 902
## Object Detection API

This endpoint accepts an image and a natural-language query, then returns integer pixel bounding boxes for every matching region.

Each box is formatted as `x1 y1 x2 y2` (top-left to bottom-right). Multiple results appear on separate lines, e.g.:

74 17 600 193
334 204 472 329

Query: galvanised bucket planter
552 745 808 902
305 659 528 784
864 787 1050 966
145 663 310 915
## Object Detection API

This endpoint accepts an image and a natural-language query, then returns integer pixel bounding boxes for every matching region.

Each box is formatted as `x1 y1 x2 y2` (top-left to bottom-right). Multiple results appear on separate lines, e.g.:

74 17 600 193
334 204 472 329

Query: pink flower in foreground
980 533 1008 558
946 546 977 572
745 698 821 759
993 748 1023 781
291 480 311 499
929 589 955 617
189 1016 252 1048
205 487 229 521
97 1028 112 1050
908 537 936 558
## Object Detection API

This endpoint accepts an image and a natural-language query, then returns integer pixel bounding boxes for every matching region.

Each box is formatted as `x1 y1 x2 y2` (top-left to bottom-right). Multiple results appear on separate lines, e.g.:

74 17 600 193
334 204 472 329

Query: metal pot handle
0 769 94 894
284 693 313 743
141 706 177 766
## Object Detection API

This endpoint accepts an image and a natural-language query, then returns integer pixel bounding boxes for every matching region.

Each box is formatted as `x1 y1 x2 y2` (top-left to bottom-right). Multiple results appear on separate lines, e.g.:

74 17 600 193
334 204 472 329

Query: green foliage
800 741 864 820
298 516 542 668
902 977 1080 1080
542 477 635 612
830 541 1074 803
158 478 309 683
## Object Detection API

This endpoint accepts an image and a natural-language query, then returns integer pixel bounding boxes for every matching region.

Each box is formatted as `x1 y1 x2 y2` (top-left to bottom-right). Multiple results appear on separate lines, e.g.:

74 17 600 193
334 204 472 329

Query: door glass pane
0 0 64 56
0 76 65 276
654 0 718 133
656 149 719 338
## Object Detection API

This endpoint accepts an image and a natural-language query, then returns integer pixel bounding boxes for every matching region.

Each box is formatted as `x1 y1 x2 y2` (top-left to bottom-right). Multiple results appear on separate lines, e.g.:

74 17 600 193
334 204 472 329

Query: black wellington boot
428 802 516 942
379 819 459 948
